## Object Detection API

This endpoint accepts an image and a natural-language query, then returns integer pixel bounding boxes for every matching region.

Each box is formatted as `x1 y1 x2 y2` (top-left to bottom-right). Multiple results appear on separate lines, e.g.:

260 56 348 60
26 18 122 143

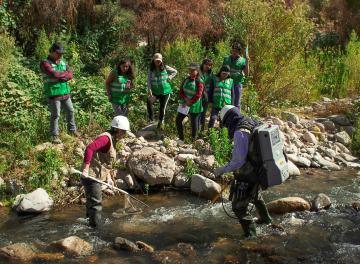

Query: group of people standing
40 42 272 238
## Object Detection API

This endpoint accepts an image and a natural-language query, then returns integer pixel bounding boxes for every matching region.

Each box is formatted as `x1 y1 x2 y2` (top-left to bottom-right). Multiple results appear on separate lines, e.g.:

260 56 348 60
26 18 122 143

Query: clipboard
177 104 189 115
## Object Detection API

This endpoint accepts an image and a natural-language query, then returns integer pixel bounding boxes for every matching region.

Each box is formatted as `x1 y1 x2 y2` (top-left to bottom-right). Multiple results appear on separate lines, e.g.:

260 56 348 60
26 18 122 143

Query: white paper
177 104 190 115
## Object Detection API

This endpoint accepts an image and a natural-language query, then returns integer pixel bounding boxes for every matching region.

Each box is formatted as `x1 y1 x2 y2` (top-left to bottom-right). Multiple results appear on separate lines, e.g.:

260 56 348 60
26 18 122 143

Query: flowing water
0 169 360 263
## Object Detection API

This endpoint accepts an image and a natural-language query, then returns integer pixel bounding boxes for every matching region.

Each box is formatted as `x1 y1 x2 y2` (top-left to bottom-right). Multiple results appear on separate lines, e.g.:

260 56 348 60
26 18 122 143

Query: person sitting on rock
81 116 130 227
214 105 272 237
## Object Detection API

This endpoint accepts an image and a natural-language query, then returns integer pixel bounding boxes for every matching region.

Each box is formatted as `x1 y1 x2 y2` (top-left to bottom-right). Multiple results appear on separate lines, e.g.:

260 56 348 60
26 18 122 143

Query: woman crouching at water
81 116 130 227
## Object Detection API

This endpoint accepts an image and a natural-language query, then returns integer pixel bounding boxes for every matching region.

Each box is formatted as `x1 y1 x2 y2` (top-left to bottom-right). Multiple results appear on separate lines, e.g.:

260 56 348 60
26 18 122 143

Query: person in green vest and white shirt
40 43 78 144
208 65 234 128
105 59 135 116
176 63 204 144
147 53 177 130
222 42 249 111
199 58 214 131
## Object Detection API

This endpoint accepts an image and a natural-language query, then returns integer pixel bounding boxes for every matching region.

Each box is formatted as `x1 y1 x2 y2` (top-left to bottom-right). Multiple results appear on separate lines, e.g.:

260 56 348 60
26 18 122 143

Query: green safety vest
179 78 203 114
42 59 71 97
213 77 233 109
223 56 246 85
200 72 213 93
110 69 130 105
150 69 172 95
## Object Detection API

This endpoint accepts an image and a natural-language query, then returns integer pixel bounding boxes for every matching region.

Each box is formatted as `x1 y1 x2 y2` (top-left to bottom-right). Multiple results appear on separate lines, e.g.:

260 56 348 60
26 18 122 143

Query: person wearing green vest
40 43 78 144
208 65 234 129
105 59 135 116
222 42 249 111
199 58 214 131
147 53 177 130
176 63 204 143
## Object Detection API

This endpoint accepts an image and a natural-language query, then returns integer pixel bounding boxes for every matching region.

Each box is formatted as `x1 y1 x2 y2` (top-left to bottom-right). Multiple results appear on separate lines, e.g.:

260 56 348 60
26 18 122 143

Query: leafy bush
184 159 200 179
343 31 360 96
208 128 233 166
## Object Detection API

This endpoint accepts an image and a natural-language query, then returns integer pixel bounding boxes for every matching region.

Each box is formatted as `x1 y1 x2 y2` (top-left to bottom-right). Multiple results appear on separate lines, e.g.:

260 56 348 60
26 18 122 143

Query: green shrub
184 159 199 179
343 31 360 96
208 128 233 166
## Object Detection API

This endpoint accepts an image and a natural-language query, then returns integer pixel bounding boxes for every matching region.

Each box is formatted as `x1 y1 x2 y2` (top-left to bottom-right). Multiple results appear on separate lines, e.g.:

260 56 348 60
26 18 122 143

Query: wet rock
311 161 321 168
173 173 190 188
329 115 351 126
152 250 185 264
194 155 215 170
128 147 176 185
351 201 360 211
311 193 331 211
283 215 305 226
0 243 37 262
190 174 221 200
302 131 318 145
136 241 154 253
34 253 65 262
287 160 301 176
313 154 341 170
281 111 299 124
13 188 53 213
346 161 360 168
335 131 351 145
267 197 311 214
177 154 195 162
340 153 357 162
114 237 140 252
52 236 93 256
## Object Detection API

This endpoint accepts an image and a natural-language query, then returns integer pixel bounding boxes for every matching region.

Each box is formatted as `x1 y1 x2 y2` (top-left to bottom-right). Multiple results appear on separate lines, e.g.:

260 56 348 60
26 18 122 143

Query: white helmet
220 105 236 121
111 115 130 131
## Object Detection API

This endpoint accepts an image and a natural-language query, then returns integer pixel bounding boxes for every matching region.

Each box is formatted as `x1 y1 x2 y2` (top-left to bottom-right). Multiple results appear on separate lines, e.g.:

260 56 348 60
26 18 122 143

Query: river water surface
0 169 360 263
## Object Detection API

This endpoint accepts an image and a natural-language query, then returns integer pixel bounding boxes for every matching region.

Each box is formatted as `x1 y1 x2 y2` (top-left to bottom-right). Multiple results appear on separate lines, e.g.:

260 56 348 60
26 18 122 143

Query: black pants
81 177 102 228
147 94 171 123
176 112 201 141
199 94 208 130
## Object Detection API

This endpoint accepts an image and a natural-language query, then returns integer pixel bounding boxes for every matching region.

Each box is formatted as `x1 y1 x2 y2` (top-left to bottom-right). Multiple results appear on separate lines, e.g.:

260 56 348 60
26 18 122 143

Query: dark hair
150 60 166 72
200 58 213 73
216 65 231 78
116 59 135 80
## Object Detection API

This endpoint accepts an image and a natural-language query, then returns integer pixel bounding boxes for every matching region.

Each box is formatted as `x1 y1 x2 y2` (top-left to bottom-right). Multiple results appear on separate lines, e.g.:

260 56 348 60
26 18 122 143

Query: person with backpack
147 53 177 130
176 63 204 143
40 43 78 144
222 42 249 111
105 59 135 116
81 115 130 228
199 58 214 131
208 65 233 129
214 105 272 237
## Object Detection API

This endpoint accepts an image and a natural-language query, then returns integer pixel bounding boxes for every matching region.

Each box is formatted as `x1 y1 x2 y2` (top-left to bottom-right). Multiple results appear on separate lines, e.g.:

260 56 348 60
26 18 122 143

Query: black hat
50 43 65 54
231 42 242 51
220 65 230 73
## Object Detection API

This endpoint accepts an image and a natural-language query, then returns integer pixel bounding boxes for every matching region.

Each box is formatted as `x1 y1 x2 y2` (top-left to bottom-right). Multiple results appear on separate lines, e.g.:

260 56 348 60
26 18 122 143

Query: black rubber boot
241 222 257 237
255 199 272 225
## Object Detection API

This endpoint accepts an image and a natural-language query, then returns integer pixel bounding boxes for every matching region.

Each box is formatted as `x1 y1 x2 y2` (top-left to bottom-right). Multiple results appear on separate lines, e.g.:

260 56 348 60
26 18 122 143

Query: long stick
73 169 150 208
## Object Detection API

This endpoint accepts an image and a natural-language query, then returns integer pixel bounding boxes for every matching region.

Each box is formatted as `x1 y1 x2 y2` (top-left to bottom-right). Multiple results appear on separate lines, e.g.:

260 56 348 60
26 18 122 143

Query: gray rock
52 236 93 256
114 237 139 252
173 173 190 188
335 131 351 145
329 115 351 126
281 111 299 124
344 126 355 136
313 154 340 170
311 161 321 168
283 215 305 226
341 153 358 162
315 122 326 133
267 197 311 214
302 131 318 145
179 148 198 155
13 188 53 213
190 174 221 200
177 154 196 161
322 120 336 132
311 193 331 211
271 117 284 126
0 243 37 262
322 148 337 158
287 160 301 176
334 142 351 154
195 155 215 170
128 147 175 185
346 162 360 168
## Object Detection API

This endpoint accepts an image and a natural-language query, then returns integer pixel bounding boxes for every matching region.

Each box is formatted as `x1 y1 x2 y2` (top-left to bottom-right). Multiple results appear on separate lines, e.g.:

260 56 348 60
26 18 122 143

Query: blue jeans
208 107 221 129
48 97 76 136
232 83 243 110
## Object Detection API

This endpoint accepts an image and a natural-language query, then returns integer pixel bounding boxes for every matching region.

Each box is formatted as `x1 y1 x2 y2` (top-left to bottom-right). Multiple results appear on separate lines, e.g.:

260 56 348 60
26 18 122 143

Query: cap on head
231 42 242 51
111 115 130 131
188 62 200 70
220 105 236 121
50 43 65 54
153 53 163 62
220 65 231 74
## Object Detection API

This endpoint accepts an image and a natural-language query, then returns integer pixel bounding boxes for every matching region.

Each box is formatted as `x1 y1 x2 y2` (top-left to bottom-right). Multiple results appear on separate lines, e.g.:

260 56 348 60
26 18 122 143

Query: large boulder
190 174 221 200
113 237 139 252
52 236 93 256
0 243 37 262
195 155 216 170
335 131 351 145
281 112 299 124
128 147 176 185
267 197 311 214
13 188 53 213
